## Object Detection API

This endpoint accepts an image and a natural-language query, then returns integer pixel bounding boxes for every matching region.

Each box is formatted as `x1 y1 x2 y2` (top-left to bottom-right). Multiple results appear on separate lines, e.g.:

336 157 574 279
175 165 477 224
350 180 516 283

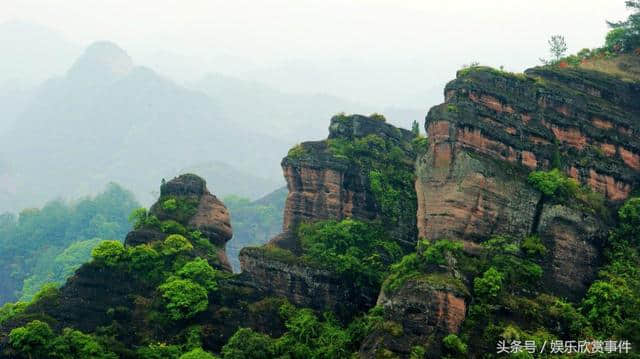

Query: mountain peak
67 41 133 82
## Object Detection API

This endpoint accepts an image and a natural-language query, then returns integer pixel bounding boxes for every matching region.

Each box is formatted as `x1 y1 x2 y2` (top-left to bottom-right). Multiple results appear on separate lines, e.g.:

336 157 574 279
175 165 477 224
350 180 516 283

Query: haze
0 0 632 213
3 0 630 107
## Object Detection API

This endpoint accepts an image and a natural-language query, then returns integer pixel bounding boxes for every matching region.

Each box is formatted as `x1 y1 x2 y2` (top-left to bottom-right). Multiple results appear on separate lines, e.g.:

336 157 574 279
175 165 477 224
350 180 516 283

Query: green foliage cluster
607 1 640 53
411 136 429 156
162 234 194 256
383 239 464 294
0 301 28 326
8 320 117 358
220 303 383 359
528 169 609 217
327 133 416 227
156 195 200 223
369 113 387 122
287 144 308 159
158 278 209 320
129 208 161 230
180 347 218 359
0 183 139 304
86 222 220 322
455 197 640 355
442 334 468 357
299 219 403 287
91 240 127 266
527 169 578 200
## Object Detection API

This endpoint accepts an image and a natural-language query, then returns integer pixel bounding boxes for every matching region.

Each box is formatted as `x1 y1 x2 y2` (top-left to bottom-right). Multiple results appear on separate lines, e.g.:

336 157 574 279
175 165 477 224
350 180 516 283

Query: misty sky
2 1 633 108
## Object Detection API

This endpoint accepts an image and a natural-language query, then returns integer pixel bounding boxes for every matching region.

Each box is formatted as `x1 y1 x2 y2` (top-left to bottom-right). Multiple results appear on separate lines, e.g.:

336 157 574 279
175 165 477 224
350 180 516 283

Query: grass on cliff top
456 65 528 82
578 53 640 82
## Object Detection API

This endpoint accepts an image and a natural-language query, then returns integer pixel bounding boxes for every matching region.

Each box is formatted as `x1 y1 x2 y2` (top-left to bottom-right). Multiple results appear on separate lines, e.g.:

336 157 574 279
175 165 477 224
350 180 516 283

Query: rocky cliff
2 61 640 359
240 114 418 317
415 66 640 297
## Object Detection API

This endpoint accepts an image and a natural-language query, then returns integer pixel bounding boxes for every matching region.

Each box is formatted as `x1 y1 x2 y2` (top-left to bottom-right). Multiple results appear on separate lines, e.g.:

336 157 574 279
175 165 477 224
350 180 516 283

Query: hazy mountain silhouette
0 41 288 212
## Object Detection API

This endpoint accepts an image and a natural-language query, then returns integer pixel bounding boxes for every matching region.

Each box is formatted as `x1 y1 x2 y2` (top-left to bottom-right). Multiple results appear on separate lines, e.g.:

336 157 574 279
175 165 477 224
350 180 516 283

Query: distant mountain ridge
0 41 288 211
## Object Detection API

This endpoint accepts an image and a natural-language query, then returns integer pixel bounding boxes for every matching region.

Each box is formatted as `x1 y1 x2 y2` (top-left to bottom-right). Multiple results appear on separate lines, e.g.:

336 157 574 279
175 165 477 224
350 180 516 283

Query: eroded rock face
537 204 606 300
408 66 638 350
360 276 468 358
241 115 417 315
416 66 639 294
279 142 377 239
416 135 540 243
239 247 377 318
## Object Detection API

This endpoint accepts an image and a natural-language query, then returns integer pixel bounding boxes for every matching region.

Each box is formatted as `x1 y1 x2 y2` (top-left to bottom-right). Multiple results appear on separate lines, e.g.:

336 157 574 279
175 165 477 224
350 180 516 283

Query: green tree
91 240 127 266
607 1 640 52
158 278 208 320
176 258 219 292
162 234 193 256
221 328 274 359
411 120 420 136
474 267 503 300
8 320 55 358
299 219 403 287
541 35 568 64
442 334 468 357
180 348 218 359
50 328 117 359
137 343 182 359
0 301 28 325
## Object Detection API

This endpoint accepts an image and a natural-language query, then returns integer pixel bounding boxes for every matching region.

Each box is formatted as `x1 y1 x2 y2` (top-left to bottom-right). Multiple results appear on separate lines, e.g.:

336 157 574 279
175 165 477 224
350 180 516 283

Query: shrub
221 328 274 359
180 348 218 359
521 235 547 257
411 136 429 155
176 258 218 292
410 345 426 359
160 220 188 235
137 342 182 359
528 169 578 200
158 279 208 320
91 240 127 266
474 267 503 300
418 239 463 266
619 197 640 226
287 144 307 159
162 234 193 256
163 198 178 211
369 113 387 122
442 334 468 356
129 208 160 230
129 245 162 281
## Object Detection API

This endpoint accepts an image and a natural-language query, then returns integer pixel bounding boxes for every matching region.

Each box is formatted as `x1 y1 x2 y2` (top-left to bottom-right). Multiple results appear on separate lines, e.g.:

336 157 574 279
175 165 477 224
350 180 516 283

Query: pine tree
411 120 420 136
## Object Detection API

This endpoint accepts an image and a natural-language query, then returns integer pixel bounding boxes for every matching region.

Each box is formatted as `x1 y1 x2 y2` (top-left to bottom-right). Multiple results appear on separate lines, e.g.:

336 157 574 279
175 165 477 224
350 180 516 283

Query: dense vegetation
220 302 385 359
0 183 139 304
299 219 403 288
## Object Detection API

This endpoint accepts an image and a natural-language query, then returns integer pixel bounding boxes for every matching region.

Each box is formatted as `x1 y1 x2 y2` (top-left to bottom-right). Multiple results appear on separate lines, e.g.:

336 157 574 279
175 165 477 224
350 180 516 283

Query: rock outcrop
149 174 233 271
241 114 418 316
361 275 468 359
415 66 637 298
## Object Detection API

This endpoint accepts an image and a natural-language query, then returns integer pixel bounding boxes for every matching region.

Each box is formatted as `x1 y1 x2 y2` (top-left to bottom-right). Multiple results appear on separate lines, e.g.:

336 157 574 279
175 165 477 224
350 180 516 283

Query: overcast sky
1 1 632 108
